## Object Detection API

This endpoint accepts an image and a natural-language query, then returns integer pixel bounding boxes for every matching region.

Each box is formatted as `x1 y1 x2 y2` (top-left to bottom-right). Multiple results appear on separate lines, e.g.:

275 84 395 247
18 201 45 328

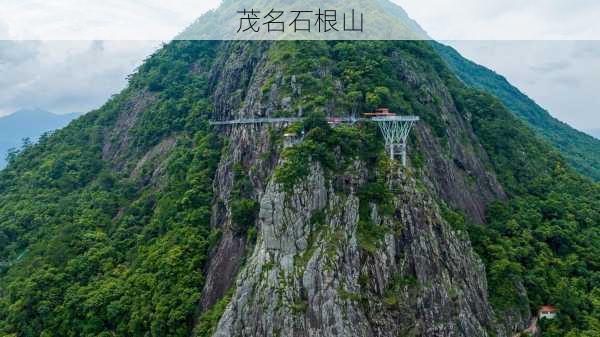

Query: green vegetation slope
433 42 600 181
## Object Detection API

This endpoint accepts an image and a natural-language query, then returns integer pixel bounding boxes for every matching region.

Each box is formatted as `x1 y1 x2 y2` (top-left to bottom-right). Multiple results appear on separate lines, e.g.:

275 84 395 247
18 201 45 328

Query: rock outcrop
212 162 504 337
192 40 522 337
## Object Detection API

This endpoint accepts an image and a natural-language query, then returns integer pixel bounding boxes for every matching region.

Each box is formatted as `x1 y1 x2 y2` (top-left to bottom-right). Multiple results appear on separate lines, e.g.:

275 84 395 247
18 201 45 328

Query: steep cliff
190 40 516 337
212 160 502 337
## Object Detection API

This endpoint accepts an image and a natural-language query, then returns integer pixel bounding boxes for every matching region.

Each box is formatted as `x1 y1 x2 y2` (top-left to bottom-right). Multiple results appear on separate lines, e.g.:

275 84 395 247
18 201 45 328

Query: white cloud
446 40 600 129
1 0 600 40
0 0 220 40
0 40 160 116
397 0 600 40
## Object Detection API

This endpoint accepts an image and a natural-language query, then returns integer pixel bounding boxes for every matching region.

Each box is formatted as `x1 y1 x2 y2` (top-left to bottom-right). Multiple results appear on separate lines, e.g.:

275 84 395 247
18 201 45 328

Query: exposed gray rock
130 135 178 186
394 55 506 224
101 90 157 168
212 162 506 337
200 43 284 311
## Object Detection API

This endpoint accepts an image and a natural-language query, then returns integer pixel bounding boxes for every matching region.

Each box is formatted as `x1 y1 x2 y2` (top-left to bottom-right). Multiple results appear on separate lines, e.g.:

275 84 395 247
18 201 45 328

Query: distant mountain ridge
433 42 600 181
0 108 81 168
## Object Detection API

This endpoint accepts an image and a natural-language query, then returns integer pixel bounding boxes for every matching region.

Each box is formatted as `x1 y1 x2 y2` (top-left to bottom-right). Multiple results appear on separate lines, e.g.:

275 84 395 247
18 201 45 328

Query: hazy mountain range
0 108 81 168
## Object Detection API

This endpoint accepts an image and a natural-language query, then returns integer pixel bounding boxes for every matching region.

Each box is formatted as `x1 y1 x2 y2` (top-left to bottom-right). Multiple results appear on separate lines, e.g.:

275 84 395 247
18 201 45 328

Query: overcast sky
0 0 599 130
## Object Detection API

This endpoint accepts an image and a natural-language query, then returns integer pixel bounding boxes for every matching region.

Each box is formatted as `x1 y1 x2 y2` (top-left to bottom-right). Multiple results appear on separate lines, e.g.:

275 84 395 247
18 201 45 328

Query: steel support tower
372 116 419 166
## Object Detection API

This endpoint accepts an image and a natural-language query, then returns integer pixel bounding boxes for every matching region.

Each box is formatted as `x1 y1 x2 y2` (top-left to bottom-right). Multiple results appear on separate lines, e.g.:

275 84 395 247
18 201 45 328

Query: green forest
0 40 598 337
459 90 600 337
0 42 225 336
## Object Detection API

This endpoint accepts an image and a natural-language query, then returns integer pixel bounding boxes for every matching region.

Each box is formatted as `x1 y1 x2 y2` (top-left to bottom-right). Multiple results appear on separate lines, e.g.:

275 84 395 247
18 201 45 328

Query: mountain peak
10 107 56 118
178 0 429 40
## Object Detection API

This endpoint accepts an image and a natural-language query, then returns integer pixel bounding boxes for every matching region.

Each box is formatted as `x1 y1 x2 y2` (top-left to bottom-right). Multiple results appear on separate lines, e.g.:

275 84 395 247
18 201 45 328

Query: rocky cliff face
212 162 502 337
190 41 525 337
